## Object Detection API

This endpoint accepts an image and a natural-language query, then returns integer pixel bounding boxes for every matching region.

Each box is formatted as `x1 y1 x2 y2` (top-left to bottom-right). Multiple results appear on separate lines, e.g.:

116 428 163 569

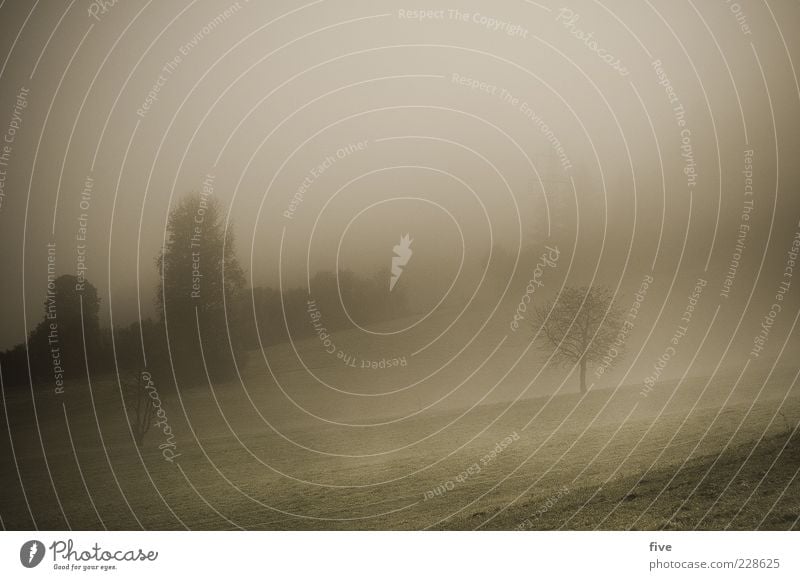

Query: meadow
2 324 797 531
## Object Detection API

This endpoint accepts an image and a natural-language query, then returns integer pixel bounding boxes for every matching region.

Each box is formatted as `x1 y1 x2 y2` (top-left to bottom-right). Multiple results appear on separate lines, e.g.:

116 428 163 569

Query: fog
0 0 798 394
2 0 800 536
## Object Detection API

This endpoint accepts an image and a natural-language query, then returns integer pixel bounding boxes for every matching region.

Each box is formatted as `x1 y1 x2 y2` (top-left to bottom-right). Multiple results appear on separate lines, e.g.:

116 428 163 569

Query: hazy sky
1 0 799 359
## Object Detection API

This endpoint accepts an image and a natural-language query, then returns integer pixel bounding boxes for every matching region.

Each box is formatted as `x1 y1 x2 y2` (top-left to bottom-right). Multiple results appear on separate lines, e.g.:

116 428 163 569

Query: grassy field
2 368 798 530
2 315 799 530
446 428 800 530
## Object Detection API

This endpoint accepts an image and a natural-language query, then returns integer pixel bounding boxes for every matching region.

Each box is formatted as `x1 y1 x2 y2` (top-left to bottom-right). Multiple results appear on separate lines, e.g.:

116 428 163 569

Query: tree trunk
579 358 587 394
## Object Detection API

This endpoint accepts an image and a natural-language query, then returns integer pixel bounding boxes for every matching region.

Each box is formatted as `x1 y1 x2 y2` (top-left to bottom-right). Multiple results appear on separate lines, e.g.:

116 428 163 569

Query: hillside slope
455 428 800 530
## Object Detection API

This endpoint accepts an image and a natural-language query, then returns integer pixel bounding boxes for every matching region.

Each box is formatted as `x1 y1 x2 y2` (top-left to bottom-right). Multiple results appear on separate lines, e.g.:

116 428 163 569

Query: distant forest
0 194 409 390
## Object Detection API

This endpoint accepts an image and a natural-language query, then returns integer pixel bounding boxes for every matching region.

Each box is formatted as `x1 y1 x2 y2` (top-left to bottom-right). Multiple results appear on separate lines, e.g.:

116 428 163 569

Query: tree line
0 195 409 391
2 192 626 398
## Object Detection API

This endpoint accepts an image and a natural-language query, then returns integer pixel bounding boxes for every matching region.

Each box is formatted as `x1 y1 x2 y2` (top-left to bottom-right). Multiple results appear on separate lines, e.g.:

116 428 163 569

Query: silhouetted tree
0 343 28 387
156 194 245 382
532 286 622 394
26 274 101 384
307 268 410 330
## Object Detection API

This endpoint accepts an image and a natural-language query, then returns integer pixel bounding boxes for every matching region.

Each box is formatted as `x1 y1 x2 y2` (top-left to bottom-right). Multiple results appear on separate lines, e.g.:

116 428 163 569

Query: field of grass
2 309 799 530
2 359 798 530
446 428 800 530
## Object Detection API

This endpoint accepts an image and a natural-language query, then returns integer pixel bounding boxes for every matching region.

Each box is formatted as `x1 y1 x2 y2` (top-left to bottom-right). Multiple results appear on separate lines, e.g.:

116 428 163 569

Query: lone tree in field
532 286 622 394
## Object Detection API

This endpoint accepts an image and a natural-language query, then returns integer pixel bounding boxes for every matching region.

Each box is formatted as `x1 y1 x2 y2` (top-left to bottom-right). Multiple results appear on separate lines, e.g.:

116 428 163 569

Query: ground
2 331 798 530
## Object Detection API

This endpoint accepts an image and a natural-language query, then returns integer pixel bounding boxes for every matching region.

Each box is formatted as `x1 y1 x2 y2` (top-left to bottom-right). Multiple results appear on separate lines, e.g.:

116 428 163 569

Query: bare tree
533 286 623 394
122 370 156 448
